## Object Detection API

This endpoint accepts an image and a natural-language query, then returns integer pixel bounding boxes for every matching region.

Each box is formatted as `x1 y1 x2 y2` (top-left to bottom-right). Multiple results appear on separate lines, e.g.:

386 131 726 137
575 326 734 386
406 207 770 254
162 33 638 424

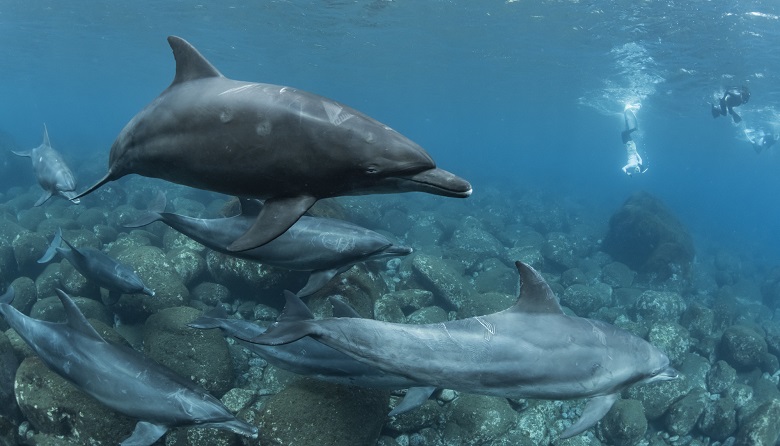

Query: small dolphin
12 124 79 206
189 295 435 416
125 194 411 296
247 261 678 438
38 228 154 303
74 36 472 251
0 287 258 445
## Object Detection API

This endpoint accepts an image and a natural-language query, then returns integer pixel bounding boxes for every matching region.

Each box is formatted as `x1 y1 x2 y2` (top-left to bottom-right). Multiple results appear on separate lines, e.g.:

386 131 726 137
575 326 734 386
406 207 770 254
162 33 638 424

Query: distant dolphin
12 124 79 206
125 194 411 296
74 36 472 251
246 261 678 438
0 287 258 445
38 228 154 303
189 296 435 416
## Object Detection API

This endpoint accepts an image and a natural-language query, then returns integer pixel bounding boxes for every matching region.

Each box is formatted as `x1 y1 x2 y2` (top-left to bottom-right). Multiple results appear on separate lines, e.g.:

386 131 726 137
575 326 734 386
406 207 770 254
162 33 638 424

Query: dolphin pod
74 35 472 251
12 124 79 206
0 287 258 445
38 228 155 303
189 296 436 417
125 194 412 297
245 260 679 438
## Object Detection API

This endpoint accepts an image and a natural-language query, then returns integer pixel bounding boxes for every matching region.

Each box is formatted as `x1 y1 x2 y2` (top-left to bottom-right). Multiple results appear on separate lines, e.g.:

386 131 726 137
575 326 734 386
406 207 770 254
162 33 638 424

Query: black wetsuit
712 86 750 123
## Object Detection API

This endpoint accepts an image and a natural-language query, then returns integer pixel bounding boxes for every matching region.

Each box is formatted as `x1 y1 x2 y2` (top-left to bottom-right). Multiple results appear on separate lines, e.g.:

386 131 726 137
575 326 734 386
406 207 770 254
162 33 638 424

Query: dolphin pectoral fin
11 150 31 157
120 421 169 446
243 319 312 346
38 228 63 264
34 191 53 207
227 195 317 252
297 265 351 297
388 386 437 417
559 393 618 439
188 307 231 330
72 170 117 201
0 287 14 305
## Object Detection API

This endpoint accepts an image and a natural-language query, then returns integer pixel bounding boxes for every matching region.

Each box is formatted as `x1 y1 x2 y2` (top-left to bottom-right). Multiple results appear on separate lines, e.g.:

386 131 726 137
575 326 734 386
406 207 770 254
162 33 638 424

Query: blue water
1 0 780 264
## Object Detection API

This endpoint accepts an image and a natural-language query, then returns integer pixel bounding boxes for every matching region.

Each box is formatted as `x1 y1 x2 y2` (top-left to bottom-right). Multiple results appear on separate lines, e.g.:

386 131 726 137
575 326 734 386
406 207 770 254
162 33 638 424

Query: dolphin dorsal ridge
278 290 315 322
55 289 105 341
167 36 224 86
511 261 564 315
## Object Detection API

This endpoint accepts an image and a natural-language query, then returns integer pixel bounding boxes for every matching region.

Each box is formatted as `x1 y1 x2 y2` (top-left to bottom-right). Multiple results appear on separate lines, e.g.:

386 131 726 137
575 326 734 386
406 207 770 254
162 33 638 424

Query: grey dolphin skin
12 124 79 206
0 287 258 445
189 295 435 416
38 228 154 303
73 36 471 251
125 195 412 296
247 261 678 438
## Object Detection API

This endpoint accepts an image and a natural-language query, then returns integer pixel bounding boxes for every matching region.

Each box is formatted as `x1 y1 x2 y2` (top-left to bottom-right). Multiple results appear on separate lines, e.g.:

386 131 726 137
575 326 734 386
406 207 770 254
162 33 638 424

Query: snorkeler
711 85 750 123
621 106 647 176
744 128 778 154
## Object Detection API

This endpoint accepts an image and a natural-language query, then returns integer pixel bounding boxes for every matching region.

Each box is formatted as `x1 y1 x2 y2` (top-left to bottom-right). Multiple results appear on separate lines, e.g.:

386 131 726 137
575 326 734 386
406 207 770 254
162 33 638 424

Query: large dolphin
0 287 258 445
74 36 472 251
189 296 435 416
13 124 79 206
247 261 678 438
125 195 411 296
38 228 154 303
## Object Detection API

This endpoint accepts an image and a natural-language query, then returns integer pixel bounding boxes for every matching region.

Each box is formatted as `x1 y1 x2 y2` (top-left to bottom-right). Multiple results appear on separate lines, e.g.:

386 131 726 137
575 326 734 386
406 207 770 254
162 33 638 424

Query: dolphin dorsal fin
167 36 223 86
278 290 315 322
55 289 105 341
329 297 361 318
238 198 264 216
511 261 564 314
42 124 51 147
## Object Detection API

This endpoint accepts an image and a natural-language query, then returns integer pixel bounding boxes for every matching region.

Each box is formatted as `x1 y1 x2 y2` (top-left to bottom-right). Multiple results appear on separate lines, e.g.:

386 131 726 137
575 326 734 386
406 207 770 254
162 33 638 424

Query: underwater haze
2 1 780 260
4 1 780 445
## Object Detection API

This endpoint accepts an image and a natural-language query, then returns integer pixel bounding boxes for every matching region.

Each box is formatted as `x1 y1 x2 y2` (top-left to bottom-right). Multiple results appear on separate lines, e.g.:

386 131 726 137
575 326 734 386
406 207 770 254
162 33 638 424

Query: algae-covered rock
166 246 206 286
30 294 113 326
602 192 694 281
735 398 780 446
191 282 232 307
664 387 706 436
407 306 448 324
8 276 36 315
143 306 233 397
259 379 388 446
718 325 768 371
114 245 189 321
459 291 516 318
12 230 48 275
560 283 612 317
634 290 686 323
475 258 517 295
601 262 635 288
14 356 135 445
697 395 737 440
648 323 691 368
443 394 518 446
707 360 736 394
597 399 647 446
412 254 473 310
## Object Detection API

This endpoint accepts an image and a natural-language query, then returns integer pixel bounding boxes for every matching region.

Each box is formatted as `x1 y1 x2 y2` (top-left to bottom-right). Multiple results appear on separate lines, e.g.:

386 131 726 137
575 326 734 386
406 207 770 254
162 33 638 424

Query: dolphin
12 124 79 206
189 296 435 416
0 287 258 445
38 228 155 303
246 261 678 438
73 36 472 251
125 194 411 296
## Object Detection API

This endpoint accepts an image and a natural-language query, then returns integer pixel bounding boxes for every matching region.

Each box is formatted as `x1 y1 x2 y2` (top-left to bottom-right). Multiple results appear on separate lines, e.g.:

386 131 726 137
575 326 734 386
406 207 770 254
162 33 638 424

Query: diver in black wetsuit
621 107 646 175
711 85 750 123
744 129 779 154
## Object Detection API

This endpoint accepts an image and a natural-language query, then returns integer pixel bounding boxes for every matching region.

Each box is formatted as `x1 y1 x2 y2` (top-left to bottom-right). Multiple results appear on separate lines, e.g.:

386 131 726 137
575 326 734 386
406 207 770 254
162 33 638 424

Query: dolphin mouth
398 168 472 198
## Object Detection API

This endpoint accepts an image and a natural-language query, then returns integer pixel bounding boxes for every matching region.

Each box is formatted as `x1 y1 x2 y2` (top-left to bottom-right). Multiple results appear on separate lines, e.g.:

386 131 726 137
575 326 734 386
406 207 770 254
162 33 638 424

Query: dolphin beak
399 168 472 198
659 366 679 382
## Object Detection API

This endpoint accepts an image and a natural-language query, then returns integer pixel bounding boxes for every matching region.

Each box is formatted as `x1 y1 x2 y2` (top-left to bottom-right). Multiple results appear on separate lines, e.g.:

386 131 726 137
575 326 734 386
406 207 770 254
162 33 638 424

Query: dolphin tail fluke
10 150 31 157
120 421 169 446
0 287 14 305
34 191 53 207
227 195 317 252
559 393 618 439
38 228 64 264
388 386 437 417
72 170 117 201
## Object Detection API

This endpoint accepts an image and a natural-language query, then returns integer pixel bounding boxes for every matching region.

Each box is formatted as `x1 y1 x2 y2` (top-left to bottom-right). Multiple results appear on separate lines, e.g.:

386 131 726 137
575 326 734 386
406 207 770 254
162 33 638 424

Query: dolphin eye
365 164 379 174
